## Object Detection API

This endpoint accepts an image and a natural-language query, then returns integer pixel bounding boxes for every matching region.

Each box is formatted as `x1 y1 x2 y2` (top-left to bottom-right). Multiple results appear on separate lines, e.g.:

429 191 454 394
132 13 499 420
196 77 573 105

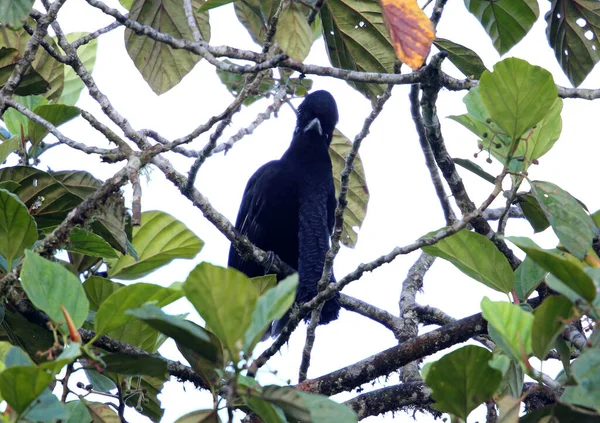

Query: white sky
20 0 600 421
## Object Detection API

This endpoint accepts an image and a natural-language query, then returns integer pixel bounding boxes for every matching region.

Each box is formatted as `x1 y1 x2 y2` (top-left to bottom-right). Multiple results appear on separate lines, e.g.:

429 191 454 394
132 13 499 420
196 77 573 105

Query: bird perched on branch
228 90 341 338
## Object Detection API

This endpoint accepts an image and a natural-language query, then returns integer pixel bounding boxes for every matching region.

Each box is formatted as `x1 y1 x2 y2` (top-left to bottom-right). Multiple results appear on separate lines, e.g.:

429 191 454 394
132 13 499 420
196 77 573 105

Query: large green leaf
0 26 64 100
83 276 124 312
517 193 550 233
433 38 487 79
329 130 369 248
507 236 596 303
94 282 181 338
108 211 203 279
275 2 313 61
102 353 168 379
568 349 600 412
465 0 539 55
183 263 257 361
546 0 600 87
0 189 37 272
244 274 298 353
234 0 280 45
0 0 34 27
23 389 69 422
66 227 118 259
532 295 574 360
526 98 563 161
28 104 80 149
513 255 547 301
422 229 514 293
128 304 220 364
0 136 19 164
2 95 48 136
424 345 502 420
125 0 211 95
261 385 358 423
320 0 396 99
531 180 596 260
58 33 98 106
479 58 558 142
0 48 49 95
481 297 533 362
20 251 89 335
0 366 52 413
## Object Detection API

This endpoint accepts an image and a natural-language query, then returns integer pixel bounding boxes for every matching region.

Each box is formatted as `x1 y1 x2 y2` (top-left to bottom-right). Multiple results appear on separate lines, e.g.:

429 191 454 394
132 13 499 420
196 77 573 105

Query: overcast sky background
16 0 600 420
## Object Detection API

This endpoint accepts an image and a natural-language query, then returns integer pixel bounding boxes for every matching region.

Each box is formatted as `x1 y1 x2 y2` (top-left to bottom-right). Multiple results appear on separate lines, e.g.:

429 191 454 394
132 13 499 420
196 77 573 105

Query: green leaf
479 58 557 141
0 28 64 101
184 263 258 361
215 64 276 105
177 339 223 388
175 410 221 422
244 274 298 353
464 0 539 55
507 236 596 303
526 98 563 161
0 189 37 272
127 304 220 364
568 349 600 412
3 95 48 136
0 366 52 413
546 0 600 87
24 389 69 422
250 274 277 296
84 369 117 393
452 158 496 184
433 38 487 79
83 276 124 312
425 345 502 420
108 211 203 280
66 227 118 258
320 0 396 99
531 180 596 260
82 399 120 422
517 193 550 233
121 376 164 421
481 297 533 361
521 403 600 423
513 255 547 301
0 0 34 27
422 229 514 293
102 353 168 379
94 283 181 338
0 136 19 164
234 0 279 45
125 0 211 95
245 397 287 423
58 33 98 106
275 2 313 61
261 385 358 423
28 104 80 149
329 130 369 248
5 346 34 367
64 401 92 423
20 251 89 335
532 295 574 360
0 63 49 96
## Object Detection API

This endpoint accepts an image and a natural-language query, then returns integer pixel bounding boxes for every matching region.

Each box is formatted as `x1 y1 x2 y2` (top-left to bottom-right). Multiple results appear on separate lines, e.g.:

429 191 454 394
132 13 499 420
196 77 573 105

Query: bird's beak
303 117 323 136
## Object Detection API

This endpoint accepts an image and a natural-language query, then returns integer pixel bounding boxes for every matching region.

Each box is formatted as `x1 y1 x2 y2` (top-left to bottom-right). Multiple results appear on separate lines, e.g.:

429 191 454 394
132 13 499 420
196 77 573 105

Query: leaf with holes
329 130 369 248
0 189 37 272
425 345 502 420
422 229 514 293
125 0 211 95
531 180 595 259
321 0 396 99
380 0 434 70
546 0 600 86
108 211 203 280
465 0 539 55
434 38 487 78
479 58 558 142
275 2 313 61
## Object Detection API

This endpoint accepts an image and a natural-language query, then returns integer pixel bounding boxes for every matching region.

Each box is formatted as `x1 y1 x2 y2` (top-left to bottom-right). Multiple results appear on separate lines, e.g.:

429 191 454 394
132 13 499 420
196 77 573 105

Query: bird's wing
228 160 296 278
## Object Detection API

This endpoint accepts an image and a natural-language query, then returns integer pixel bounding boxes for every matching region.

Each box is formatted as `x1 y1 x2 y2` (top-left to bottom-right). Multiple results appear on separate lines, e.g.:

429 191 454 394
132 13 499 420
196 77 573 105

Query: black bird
228 90 341 337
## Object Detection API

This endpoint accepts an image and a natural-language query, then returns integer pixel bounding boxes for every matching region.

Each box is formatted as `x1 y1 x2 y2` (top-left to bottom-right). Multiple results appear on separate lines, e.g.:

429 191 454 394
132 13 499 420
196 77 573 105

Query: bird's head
296 90 339 144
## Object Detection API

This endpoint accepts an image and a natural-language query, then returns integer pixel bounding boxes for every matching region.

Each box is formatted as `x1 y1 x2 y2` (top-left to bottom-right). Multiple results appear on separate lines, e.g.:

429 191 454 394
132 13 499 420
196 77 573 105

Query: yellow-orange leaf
379 0 435 70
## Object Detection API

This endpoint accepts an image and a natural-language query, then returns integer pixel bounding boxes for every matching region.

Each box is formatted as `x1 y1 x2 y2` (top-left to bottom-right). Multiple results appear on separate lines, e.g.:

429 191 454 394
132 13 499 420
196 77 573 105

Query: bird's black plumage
228 90 341 337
